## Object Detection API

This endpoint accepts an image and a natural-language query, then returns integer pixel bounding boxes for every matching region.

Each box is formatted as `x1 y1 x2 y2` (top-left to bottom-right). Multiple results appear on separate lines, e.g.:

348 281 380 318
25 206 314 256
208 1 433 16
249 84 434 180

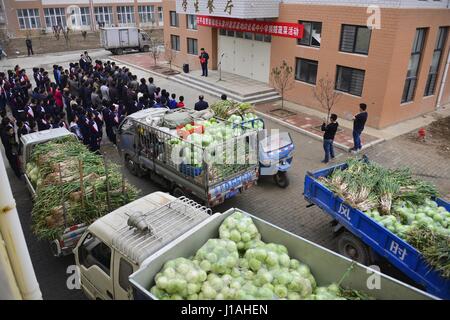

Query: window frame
402 28 428 103
295 58 319 85
171 34 180 51
117 6 135 26
138 5 155 25
298 21 322 47
170 11 179 27
335 65 366 97
186 14 197 30
79 7 91 26
79 233 112 277
94 6 113 27
44 8 67 29
158 7 163 26
118 258 134 291
187 37 198 55
424 27 448 97
339 24 372 55
17 8 41 30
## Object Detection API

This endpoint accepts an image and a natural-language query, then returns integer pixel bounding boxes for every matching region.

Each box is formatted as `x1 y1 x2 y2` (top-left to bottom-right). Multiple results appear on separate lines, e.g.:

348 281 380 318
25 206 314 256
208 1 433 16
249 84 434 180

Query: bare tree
149 37 162 67
62 27 70 47
81 31 88 40
270 60 294 109
164 41 177 70
312 75 342 123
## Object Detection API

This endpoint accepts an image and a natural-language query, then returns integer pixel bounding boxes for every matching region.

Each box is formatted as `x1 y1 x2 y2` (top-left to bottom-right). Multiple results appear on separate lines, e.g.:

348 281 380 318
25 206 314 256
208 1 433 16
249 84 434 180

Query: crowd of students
0 51 191 178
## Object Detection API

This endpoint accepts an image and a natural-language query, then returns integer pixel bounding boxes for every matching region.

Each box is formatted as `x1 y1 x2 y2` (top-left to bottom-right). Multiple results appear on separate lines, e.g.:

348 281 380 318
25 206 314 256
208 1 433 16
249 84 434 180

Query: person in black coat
194 95 209 111
321 114 339 164
3 126 22 177
88 112 101 153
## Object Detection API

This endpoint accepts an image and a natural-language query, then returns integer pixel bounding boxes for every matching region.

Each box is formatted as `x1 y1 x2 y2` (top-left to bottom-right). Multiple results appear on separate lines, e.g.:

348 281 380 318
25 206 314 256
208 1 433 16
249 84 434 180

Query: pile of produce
27 138 139 240
149 211 372 300
210 100 253 119
320 158 450 279
320 158 439 214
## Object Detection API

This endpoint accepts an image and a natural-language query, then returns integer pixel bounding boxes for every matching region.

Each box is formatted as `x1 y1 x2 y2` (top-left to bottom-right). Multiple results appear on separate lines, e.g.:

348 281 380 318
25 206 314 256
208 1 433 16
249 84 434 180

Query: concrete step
179 72 276 98
172 74 281 105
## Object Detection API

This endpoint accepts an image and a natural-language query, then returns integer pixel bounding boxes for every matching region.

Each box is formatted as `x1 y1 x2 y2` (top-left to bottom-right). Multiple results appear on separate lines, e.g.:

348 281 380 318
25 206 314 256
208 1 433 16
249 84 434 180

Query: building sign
197 16 304 39
176 0 280 19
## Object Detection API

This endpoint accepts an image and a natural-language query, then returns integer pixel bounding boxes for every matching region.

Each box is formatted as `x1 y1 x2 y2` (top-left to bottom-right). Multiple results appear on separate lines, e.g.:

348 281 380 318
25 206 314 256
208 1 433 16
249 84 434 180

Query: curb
109 57 171 80
255 110 385 152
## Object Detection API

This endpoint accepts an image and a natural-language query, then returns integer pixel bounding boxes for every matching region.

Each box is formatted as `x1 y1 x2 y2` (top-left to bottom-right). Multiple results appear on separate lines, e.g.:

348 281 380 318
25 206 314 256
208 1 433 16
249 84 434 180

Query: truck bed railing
111 197 211 264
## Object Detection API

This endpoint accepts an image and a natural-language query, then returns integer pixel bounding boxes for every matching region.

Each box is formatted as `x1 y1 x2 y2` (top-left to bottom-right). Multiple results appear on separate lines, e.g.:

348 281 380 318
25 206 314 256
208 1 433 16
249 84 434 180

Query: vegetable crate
304 162 450 299
179 163 203 177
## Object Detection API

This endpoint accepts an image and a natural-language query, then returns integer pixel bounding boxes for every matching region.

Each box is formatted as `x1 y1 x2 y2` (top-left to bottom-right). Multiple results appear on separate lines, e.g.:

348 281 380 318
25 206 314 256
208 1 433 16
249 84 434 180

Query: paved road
1 50 448 299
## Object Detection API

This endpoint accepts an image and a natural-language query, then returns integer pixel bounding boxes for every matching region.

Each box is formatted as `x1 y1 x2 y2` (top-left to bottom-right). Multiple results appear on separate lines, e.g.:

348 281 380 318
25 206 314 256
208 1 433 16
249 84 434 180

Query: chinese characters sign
197 16 304 39
176 0 280 19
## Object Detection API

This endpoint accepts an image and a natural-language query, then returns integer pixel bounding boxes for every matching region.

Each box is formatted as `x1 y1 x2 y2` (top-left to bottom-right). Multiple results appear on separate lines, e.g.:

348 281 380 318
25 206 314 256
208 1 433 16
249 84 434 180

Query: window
80 7 90 26
336 66 366 96
295 58 318 85
402 28 427 103
254 34 264 41
424 27 448 96
170 11 179 27
186 14 197 30
138 5 155 25
298 21 322 47
264 35 272 43
117 6 135 26
236 31 243 38
244 32 253 40
340 25 371 55
171 34 180 51
94 6 113 27
17 9 41 29
227 30 235 37
44 8 67 29
79 234 112 276
158 7 163 26
119 258 134 291
219 29 226 36
187 38 198 55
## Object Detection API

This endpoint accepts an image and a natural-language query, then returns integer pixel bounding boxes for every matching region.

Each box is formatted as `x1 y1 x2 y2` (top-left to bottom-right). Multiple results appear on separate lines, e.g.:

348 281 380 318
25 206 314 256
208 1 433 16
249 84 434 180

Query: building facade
163 0 450 128
1 0 164 37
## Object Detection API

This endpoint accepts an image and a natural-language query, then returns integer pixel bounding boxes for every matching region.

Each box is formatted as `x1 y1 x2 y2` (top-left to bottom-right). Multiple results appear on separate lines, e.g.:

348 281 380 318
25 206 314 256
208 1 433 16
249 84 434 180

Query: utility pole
0 153 42 300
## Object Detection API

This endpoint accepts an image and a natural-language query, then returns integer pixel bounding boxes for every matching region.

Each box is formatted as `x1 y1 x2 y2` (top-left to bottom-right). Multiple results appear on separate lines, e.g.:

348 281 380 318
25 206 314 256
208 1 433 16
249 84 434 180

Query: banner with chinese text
196 16 304 39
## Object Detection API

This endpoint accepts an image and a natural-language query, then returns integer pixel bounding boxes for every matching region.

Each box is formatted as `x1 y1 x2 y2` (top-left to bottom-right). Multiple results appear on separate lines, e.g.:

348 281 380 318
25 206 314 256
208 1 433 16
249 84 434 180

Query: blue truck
304 160 450 299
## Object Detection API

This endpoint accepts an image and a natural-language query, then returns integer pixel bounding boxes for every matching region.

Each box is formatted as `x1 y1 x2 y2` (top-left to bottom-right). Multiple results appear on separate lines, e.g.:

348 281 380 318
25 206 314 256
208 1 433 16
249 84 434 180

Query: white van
73 192 211 300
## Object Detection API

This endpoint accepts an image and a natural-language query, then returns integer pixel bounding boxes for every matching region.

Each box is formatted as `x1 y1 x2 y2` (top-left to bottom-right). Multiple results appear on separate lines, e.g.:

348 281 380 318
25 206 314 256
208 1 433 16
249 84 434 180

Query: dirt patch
150 65 180 76
406 116 450 157
269 108 297 118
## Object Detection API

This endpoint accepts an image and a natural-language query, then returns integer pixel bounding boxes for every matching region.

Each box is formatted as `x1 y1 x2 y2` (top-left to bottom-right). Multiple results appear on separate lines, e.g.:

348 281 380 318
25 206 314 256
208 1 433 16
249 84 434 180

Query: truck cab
73 192 211 300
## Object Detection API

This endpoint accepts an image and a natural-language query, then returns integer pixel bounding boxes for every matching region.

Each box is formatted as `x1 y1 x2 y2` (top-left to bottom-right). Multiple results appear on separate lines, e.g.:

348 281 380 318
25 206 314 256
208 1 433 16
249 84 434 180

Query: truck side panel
304 163 450 299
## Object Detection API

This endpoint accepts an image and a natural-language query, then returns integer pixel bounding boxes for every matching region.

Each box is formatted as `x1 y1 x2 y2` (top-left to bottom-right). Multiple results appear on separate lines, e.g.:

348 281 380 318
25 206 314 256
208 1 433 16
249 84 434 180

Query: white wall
282 0 450 9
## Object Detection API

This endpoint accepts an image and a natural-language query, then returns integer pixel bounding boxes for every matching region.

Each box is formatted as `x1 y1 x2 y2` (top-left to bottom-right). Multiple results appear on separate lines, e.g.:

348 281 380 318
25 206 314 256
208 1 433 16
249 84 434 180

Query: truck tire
274 171 289 188
142 45 149 52
337 231 371 265
116 48 124 55
125 156 139 176
172 186 187 198
50 239 62 257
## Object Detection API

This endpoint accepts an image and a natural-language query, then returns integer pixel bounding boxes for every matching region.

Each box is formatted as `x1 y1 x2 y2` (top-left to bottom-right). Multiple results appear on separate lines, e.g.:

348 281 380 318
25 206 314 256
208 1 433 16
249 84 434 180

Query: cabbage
219 211 261 251
194 239 239 274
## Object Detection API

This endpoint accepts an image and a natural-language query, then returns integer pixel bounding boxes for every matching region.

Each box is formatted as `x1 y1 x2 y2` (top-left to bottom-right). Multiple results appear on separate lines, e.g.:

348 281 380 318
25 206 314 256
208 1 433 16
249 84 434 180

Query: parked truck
304 159 450 299
100 27 151 55
21 128 138 257
73 192 436 300
117 108 260 207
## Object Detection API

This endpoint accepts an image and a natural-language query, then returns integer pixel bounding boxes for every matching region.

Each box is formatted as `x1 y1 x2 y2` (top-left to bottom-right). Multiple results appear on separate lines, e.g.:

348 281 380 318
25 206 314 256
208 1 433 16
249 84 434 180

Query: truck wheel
172 187 187 198
337 232 371 265
116 48 123 55
50 239 62 257
125 156 139 176
274 171 289 188
142 45 149 52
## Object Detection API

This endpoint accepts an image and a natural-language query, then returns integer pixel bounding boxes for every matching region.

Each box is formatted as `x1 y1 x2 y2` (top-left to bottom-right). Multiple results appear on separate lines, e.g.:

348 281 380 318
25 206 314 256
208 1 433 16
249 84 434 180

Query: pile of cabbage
149 211 371 300
365 199 450 239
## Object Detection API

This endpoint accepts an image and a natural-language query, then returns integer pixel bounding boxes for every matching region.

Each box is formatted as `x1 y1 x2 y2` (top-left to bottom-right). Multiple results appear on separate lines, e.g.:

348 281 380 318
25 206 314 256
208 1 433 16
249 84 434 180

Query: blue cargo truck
304 160 450 299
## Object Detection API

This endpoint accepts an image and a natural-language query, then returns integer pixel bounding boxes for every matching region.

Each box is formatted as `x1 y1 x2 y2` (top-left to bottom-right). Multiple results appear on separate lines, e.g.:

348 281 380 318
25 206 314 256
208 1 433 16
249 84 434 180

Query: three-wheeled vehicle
258 129 295 188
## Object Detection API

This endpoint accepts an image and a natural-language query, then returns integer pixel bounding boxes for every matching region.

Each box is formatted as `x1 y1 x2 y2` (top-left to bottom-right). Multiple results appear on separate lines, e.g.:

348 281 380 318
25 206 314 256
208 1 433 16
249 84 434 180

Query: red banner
196 16 304 39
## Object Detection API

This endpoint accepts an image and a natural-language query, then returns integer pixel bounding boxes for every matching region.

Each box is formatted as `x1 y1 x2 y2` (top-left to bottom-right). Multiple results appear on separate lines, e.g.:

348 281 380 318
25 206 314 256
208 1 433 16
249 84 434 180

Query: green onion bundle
29 137 139 240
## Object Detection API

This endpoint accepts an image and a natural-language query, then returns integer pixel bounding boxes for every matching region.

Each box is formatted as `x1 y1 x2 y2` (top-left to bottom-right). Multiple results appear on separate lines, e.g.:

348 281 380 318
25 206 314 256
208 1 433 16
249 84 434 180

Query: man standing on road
25 37 34 56
321 114 339 164
199 48 209 77
194 95 209 111
350 103 368 153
